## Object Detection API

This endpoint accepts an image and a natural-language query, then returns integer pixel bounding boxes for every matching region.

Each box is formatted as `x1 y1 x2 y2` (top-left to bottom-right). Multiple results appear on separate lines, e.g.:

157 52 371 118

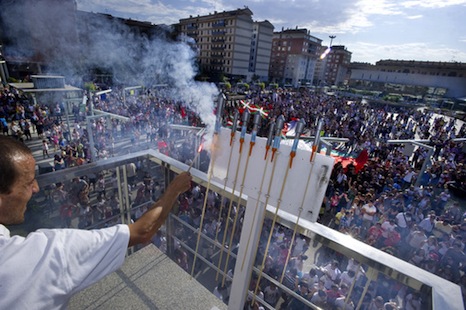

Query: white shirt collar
0 224 11 238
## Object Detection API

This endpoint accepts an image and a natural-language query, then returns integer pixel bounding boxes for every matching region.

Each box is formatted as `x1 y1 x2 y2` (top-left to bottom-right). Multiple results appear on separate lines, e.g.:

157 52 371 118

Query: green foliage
383 94 402 102
84 82 96 92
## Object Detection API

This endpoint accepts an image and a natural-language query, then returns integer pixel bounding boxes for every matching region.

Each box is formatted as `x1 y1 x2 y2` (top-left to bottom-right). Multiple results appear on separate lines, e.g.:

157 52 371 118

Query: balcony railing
22 148 463 310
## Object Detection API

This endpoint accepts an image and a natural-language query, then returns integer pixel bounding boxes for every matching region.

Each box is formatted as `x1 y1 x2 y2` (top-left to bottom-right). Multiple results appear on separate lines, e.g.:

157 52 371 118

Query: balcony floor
69 244 227 310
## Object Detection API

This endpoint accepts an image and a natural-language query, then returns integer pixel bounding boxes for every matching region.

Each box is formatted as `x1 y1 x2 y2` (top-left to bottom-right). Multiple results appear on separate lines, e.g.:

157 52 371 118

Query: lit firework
320 46 331 59
188 142 204 172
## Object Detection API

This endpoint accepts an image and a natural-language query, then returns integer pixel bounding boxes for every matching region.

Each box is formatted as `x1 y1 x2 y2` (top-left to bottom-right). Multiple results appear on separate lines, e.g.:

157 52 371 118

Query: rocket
271 115 285 162
239 110 250 154
311 119 323 162
229 110 240 146
215 93 225 134
249 113 262 156
264 121 276 160
289 118 306 168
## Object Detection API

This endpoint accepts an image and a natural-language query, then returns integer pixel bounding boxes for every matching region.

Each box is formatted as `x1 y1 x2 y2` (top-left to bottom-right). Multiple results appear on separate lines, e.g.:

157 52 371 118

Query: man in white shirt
418 213 437 235
361 196 377 237
0 136 192 310
402 168 416 189
319 260 342 289
381 219 397 239
395 211 412 238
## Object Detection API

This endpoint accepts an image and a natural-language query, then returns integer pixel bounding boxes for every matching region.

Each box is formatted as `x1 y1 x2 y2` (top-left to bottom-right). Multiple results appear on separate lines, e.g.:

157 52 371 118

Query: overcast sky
76 0 466 64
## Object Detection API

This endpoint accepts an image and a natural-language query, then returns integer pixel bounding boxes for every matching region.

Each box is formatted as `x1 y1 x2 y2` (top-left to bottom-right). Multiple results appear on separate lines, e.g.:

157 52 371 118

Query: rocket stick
240 120 276 271
214 110 240 280
187 143 203 173
279 118 323 283
222 112 261 285
251 116 289 305
216 110 250 280
190 94 224 278
215 110 239 281
214 110 239 242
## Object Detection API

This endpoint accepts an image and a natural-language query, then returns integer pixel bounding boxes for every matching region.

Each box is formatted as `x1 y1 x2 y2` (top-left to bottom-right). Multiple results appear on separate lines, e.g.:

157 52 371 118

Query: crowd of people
233 88 465 309
1 83 466 309
0 86 203 173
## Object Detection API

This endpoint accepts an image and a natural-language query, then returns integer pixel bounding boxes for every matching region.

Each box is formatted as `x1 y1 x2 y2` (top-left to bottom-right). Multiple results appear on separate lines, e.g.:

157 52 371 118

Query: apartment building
250 21 274 80
314 45 352 86
269 28 322 86
177 8 273 81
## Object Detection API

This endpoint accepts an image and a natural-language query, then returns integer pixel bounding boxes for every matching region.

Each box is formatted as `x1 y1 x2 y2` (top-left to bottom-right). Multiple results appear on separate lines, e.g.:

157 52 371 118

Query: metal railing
22 149 463 310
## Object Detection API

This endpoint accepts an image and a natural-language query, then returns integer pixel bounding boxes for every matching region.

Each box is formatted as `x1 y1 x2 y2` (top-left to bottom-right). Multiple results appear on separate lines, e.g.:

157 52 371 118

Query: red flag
354 149 369 173
331 149 369 174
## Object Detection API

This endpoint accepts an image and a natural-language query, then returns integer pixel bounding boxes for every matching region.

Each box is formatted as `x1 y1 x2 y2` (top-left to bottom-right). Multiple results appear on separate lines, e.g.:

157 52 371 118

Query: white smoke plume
0 0 219 145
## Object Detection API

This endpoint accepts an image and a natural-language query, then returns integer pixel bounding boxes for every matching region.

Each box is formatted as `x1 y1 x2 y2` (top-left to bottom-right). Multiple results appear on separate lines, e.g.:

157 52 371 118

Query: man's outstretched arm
128 172 192 247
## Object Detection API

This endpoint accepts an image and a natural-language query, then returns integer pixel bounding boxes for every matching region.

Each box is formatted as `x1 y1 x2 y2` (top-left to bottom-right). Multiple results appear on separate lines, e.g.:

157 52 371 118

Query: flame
197 143 204 153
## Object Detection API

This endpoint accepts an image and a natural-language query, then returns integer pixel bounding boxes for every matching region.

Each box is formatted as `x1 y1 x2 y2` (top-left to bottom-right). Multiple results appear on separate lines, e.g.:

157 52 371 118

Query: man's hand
128 172 192 247
166 172 192 195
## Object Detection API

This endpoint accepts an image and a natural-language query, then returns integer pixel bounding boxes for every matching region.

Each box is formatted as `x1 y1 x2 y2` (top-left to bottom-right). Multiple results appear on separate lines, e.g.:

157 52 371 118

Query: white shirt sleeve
0 224 130 310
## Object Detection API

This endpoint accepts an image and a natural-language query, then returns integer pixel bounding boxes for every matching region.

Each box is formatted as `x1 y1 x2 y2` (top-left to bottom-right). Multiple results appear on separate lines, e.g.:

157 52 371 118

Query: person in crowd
361 196 377 238
366 222 383 247
418 213 437 235
368 295 386 310
263 281 281 307
53 153 65 171
42 139 50 159
319 260 342 290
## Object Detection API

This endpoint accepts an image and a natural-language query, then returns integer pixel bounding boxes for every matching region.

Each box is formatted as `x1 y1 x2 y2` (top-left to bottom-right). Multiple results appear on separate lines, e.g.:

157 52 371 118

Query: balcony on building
212 20 226 28
212 30 226 36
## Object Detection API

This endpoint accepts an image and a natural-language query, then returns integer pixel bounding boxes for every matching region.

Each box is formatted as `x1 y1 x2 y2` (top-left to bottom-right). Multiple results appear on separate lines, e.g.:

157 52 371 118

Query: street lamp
329 35 336 47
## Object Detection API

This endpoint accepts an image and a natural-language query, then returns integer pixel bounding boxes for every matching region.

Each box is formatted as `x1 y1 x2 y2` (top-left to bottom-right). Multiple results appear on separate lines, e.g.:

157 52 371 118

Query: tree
84 82 96 92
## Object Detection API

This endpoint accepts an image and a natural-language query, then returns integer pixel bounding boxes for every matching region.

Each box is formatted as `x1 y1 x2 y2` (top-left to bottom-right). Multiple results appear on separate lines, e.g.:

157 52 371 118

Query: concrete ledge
69 244 227 310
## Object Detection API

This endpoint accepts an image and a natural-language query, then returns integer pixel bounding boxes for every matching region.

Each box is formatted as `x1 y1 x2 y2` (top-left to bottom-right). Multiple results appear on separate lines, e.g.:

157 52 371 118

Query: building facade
314 45 352 86
349 60 466 100
177 8 273 81
269 28 322 87
249 21 274 80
